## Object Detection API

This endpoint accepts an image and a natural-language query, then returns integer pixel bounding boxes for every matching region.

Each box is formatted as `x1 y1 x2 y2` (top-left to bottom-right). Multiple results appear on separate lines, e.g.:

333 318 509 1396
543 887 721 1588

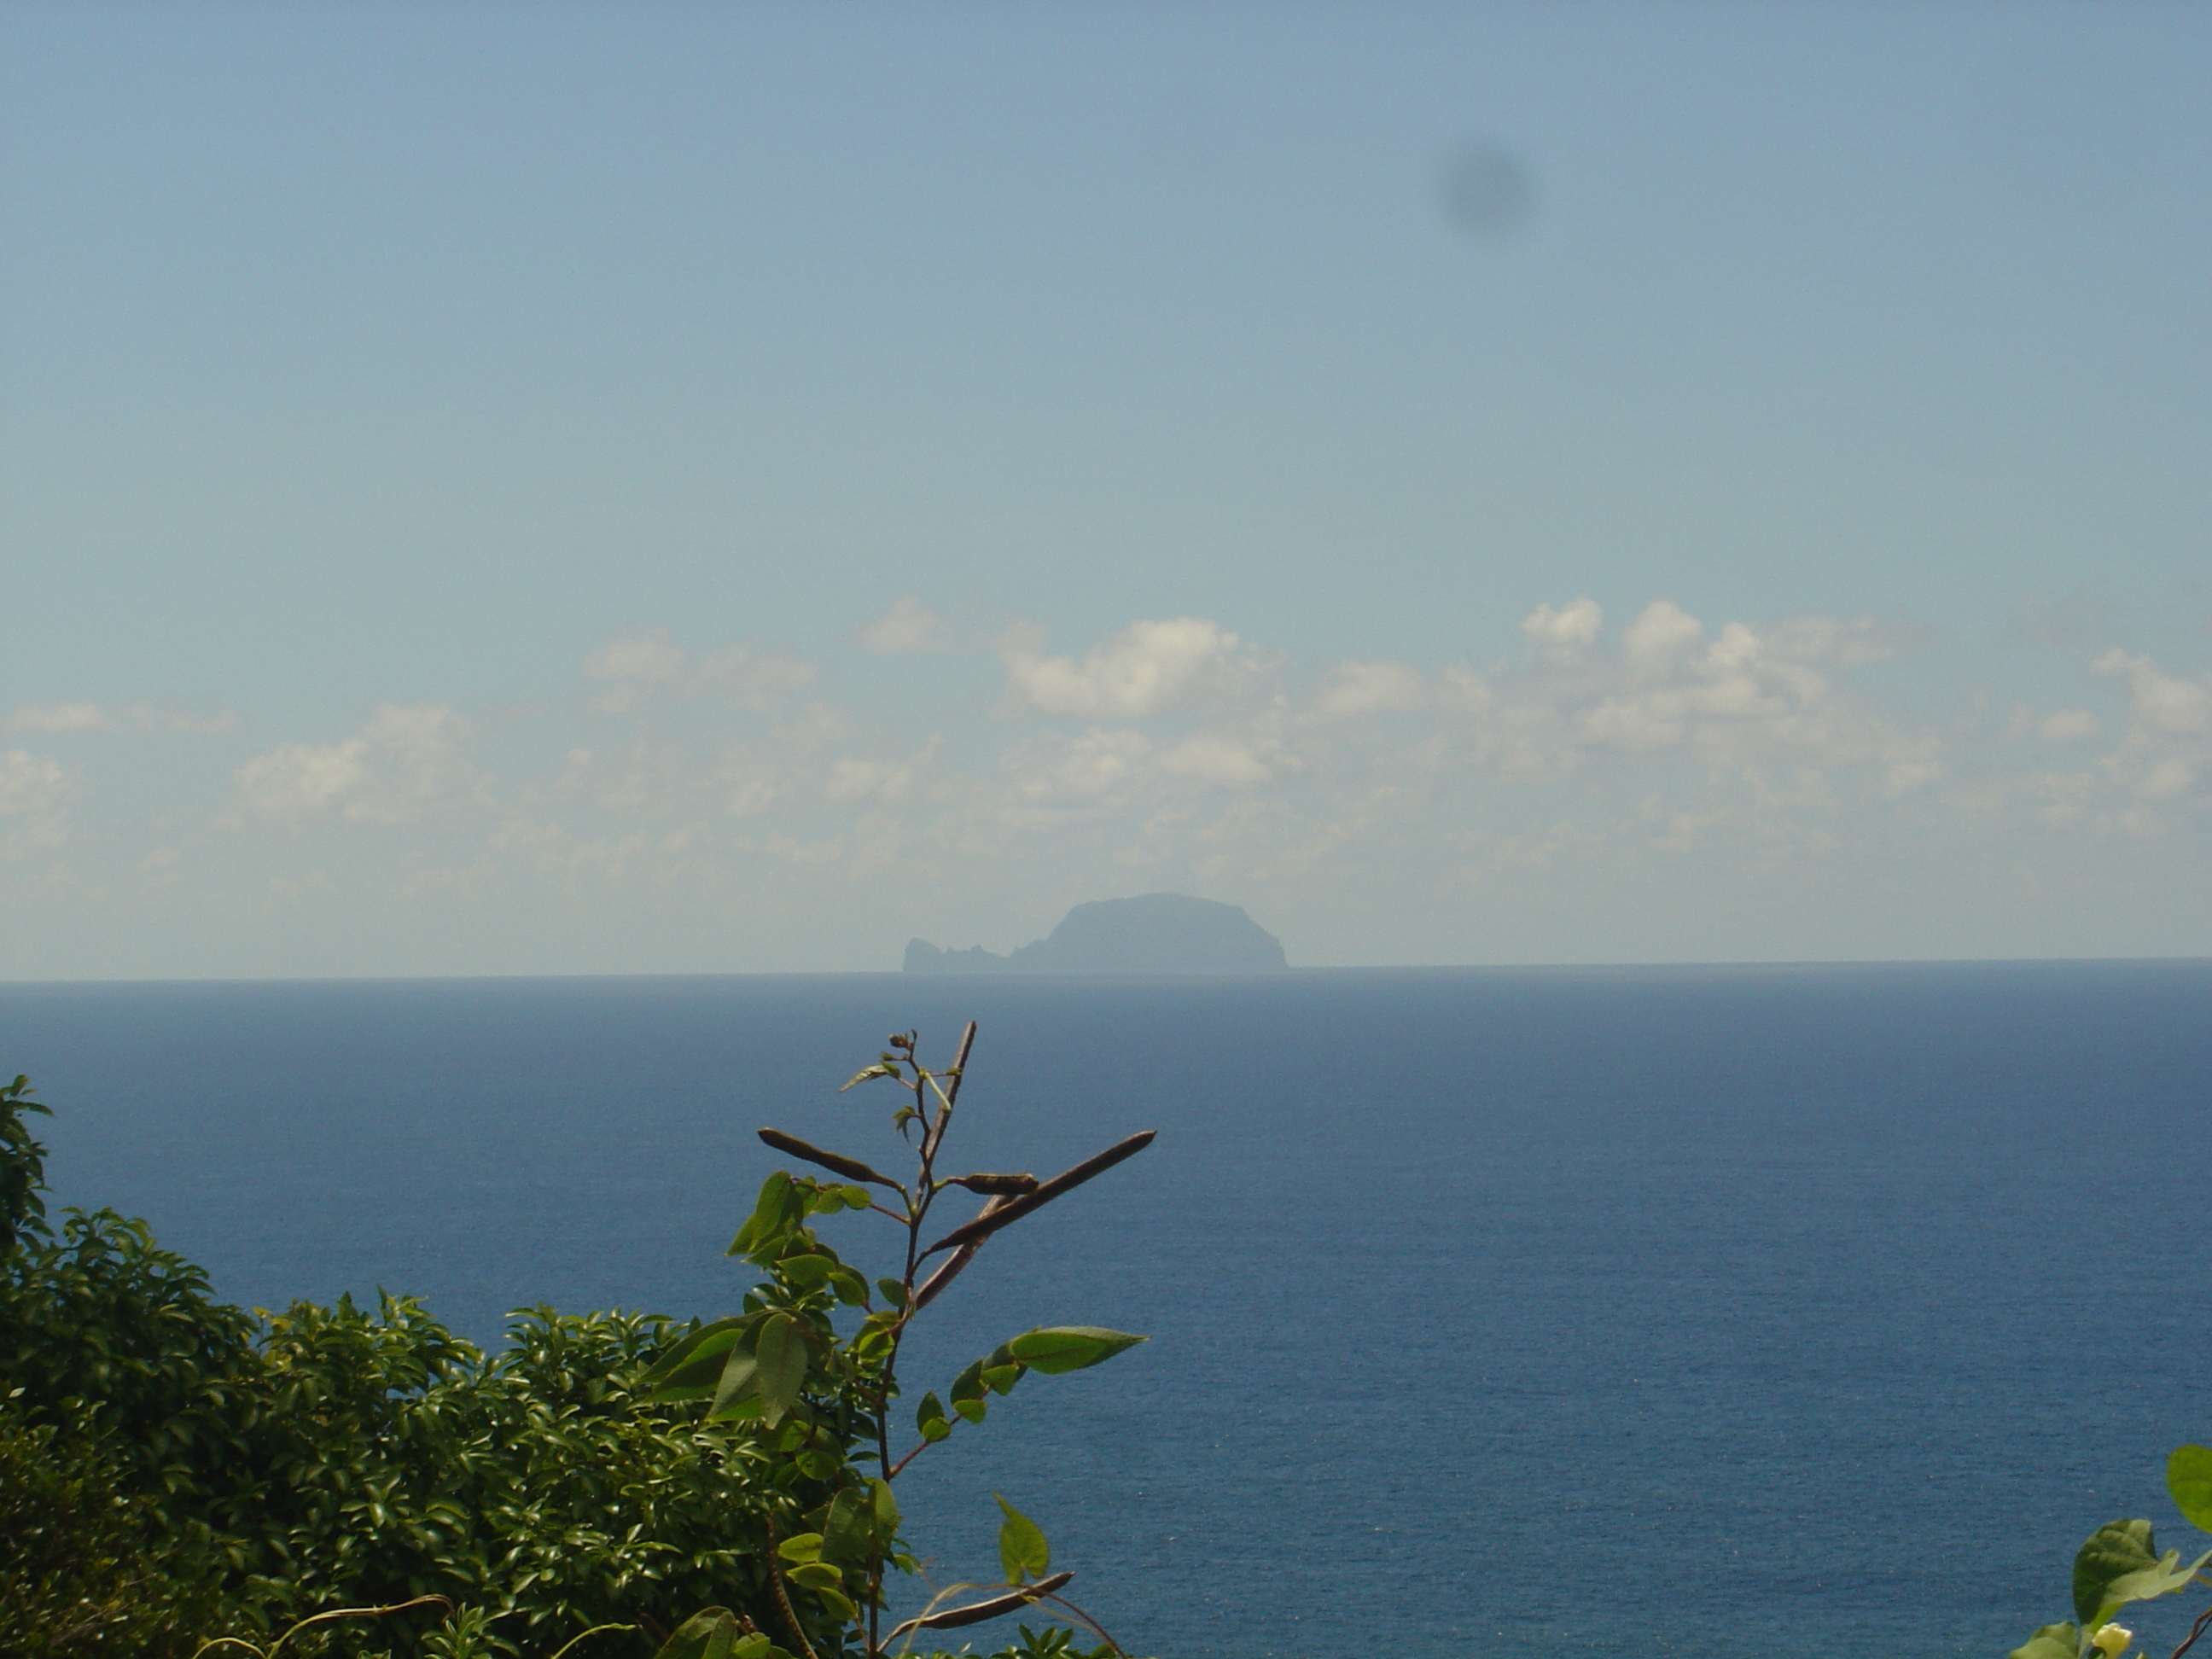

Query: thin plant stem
2173 1602 2212 1659
1043 1593 1131 1659
762 1509 824 1659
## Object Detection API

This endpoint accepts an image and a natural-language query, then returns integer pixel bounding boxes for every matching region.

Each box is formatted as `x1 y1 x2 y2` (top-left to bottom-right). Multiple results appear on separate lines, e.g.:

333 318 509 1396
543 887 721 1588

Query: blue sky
3 1 2209 975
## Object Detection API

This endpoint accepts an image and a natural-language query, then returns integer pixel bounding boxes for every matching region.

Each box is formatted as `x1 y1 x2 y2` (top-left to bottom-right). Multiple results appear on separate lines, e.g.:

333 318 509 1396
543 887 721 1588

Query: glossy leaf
785 1561 843 1592
1005 1327 1148 1376
707 1347 761 1420
777 1533 824 1564
652 1608 740 1659
754 1312 808 1426
2168 1446 2212 1533
812 1584 859 1624
730 1172 803 1260
2072 1518 2212 1628
779 1254 834 1291
996 1493 1050 1582
916 1390 950 1437
2007 1624 2080 1659
642 1318 748 1400
949 1359 988 1423
868 1476 901 1542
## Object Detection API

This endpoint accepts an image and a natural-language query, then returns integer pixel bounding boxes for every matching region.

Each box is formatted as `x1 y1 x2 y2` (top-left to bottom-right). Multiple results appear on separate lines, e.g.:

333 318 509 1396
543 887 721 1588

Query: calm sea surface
4 964 2209 1658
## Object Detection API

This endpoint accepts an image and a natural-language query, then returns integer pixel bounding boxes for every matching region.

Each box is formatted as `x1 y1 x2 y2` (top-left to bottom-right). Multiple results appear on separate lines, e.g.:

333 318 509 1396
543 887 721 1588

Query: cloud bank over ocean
6 596 2206 977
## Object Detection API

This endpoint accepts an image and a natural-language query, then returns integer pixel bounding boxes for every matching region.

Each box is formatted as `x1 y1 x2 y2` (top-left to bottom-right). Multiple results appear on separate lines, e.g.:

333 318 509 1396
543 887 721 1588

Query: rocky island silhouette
904 893 1289 974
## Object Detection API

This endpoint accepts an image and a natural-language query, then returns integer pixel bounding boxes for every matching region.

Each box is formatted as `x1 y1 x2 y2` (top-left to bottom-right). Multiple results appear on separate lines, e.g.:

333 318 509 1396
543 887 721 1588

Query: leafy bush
0 1030 1156 1659
0 1402 224 1656
0 1074 806 1656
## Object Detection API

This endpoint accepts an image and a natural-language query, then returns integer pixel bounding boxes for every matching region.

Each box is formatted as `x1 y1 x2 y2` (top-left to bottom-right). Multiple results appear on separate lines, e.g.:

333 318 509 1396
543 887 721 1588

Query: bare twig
2173 1602 2212 1659
1042 1592 1132 1659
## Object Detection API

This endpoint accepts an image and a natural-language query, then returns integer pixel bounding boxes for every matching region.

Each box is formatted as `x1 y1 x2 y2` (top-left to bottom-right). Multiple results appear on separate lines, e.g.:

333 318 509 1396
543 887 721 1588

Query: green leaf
996 1493 1051 1582
727 1638 774 1659
812 1585 859 1625
731 1172 804 1260
707 1346 761 1420
841 1063 896 1091
868 1476 901 1543
916 1390 949 1435
2073 1518 2212 1628
827 1267 870 1307
777 1533 824 1564
786 1562 843 1592
643 1318 748 1398
841 1185 874 1210
2169 1446 2212 1533
651 1608 740 1659
754 1312 808 1426
950 1359 988 1423
779 1254 834 1290
876 1278 910 1308
1004 1326 1147 1375
2007 1624 2080 1659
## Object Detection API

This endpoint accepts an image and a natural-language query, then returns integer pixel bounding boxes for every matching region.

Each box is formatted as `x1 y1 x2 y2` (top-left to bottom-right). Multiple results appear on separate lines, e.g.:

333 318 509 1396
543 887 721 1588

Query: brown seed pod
756 1128 902 1190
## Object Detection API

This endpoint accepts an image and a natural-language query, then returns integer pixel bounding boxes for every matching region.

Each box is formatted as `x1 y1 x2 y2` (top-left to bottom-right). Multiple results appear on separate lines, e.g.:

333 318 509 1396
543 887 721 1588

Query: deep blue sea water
4 964 2209 1659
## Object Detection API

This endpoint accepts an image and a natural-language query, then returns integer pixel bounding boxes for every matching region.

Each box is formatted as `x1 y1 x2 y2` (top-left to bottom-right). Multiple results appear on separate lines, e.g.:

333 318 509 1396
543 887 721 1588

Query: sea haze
5 963 2209 1659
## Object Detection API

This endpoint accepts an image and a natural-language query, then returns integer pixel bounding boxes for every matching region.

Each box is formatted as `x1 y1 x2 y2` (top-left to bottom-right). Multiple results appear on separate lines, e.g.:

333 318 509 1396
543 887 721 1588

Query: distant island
904 894 1289 975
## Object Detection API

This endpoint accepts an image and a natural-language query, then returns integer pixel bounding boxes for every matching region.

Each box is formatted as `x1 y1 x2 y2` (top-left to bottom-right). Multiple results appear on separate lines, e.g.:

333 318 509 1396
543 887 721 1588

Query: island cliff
904 893 1289 975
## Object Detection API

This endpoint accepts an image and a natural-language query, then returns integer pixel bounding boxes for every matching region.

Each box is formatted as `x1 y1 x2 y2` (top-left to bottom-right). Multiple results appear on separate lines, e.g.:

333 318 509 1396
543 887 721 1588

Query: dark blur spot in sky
1438 139 1536 236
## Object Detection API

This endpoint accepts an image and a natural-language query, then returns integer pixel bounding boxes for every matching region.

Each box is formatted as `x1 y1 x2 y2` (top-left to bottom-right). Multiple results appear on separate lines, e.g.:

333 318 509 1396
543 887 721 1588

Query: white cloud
1003 617 1250 718
694 643 820 707
2039 709 2101 742
7 702 113 734
2137 757 2195 800
1621 599 1706 668
859 597 952 655
233 705 473 824
1318 661 1429 717
1001 729 1155 809
2097 649 2211 735
1519 598 1603 659
586 626 689 713
1155 733 1285 789
236 740 369 817
588 626 688 684
5 701 239 735
0 750 72 817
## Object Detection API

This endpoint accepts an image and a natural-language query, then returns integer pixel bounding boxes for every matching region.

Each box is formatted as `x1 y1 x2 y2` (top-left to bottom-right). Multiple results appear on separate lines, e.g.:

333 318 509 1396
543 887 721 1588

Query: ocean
4 963 2209 1658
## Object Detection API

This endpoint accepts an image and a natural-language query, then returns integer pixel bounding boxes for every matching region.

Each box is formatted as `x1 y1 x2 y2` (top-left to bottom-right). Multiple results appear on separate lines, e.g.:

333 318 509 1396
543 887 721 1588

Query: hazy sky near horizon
4 1 2209 977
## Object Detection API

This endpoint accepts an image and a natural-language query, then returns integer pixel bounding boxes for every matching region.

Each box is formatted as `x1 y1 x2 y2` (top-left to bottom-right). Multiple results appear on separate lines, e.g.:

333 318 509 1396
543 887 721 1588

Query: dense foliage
1 1067 811 1656
0 1037 1148 1659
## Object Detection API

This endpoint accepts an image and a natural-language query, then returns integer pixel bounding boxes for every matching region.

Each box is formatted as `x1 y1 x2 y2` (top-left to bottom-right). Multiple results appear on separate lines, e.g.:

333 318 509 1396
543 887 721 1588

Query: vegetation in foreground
0 1030 1150 1659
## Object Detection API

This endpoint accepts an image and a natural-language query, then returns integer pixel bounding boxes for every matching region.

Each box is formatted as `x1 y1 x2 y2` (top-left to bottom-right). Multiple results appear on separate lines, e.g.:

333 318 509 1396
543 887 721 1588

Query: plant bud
2092 1625 2133 1658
